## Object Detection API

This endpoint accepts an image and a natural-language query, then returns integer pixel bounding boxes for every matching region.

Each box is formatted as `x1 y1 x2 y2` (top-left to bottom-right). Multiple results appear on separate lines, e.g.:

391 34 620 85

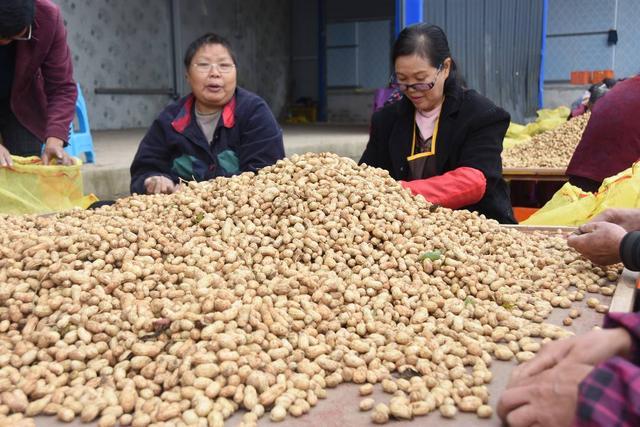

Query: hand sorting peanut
502 112 591 169
0 153 621 426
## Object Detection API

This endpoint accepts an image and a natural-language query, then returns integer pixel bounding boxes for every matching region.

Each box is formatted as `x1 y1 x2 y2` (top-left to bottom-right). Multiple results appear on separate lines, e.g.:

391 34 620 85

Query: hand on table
42 137 73 165
567 221 627 265
144 176 178 194
504 328 632 390
590 208 640 232
498 362 593 427
0 144 12 167
498 327 632 426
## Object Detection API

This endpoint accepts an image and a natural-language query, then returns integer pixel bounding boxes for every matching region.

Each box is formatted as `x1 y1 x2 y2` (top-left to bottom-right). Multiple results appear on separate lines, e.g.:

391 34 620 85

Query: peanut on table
0 153 620 426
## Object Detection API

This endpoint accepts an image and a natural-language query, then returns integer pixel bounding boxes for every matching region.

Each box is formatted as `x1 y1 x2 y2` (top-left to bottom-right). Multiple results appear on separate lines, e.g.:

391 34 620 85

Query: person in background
497 208 640 426
567 75 640 193
360 24 515 223
0 0 75 167
130 33 284 195
570 78 617 118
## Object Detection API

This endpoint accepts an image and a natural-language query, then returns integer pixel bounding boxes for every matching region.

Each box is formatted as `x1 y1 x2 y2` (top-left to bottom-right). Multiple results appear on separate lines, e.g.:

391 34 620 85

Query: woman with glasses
360 24 515 223
130 33 284 195
0 0 75 167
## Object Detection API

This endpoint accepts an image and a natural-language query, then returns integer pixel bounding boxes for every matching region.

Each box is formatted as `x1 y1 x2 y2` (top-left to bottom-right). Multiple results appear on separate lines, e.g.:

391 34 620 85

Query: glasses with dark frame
390 64 443 92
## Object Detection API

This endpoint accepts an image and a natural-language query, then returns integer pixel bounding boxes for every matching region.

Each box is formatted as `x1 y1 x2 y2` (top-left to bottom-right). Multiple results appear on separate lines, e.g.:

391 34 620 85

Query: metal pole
170 0 183 99
317 0 327 122
538 0 548 109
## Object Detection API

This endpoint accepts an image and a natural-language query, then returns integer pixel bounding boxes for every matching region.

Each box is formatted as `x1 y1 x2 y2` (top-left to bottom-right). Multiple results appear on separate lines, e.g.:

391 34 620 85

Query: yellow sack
536 106 570 121
504 123 531 149
594 162 640 212
0 156 98 215
523 161 640 226
522 182 596 226
503 106 570 147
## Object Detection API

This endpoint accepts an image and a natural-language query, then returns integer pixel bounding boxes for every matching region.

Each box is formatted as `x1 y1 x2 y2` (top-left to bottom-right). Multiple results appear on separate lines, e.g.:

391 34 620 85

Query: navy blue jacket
130 87 284 194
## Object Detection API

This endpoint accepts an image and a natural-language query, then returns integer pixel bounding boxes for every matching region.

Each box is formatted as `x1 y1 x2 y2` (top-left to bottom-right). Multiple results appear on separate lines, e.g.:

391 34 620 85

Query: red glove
400 167 486 209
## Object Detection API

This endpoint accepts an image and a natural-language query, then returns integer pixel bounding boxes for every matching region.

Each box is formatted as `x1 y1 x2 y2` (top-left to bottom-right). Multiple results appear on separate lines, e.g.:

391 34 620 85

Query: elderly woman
360 24 515 223
130 33 285 195
0 0 76 167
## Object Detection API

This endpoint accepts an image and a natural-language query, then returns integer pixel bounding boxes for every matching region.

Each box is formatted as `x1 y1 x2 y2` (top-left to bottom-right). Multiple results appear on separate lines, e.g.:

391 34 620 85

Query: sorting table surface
35 292 613 427
35 228 637 427
502 167 568 182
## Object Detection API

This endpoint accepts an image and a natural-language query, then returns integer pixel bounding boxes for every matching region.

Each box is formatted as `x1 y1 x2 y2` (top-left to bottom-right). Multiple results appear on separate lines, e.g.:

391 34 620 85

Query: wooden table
35 229 637 427
502 167 568 182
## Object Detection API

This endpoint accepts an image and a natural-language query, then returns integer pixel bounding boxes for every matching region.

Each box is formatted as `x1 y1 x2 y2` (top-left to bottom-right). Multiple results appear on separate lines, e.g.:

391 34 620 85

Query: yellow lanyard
407 113 440 162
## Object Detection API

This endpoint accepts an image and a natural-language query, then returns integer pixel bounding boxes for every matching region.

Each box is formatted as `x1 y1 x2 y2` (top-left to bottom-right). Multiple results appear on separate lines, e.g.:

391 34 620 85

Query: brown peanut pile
502 112 591 169
0 153 619 426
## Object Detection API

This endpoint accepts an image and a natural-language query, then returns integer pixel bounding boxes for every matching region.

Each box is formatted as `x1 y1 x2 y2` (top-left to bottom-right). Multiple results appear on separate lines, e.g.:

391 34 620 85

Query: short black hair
183 33 237 69
0 0 35 39
392 24 458 94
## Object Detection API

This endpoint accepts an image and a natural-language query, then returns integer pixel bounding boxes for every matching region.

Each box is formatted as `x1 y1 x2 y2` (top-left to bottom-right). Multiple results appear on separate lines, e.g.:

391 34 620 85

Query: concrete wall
178 0 291 119
55 0 291 131
545 0 640 81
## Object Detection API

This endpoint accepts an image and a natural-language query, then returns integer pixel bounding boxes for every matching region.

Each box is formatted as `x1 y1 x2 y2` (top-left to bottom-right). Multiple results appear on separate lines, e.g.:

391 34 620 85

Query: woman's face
186 43 237 110
394 54 450 112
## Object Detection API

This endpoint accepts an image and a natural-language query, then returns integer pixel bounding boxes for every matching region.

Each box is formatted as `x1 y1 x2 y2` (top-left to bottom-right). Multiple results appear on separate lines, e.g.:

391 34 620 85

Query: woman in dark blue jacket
130 33 285 195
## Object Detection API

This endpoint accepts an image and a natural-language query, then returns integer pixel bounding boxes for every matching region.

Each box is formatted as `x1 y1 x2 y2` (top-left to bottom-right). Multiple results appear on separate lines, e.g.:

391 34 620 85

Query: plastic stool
66 83 95 163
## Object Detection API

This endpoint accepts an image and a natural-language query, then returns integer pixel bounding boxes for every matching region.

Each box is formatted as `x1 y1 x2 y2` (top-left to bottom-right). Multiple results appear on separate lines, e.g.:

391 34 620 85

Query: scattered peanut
359 398 375 412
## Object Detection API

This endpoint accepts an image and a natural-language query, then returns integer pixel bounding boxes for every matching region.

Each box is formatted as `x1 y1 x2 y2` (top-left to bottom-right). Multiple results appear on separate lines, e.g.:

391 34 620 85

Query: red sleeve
400 167 486 209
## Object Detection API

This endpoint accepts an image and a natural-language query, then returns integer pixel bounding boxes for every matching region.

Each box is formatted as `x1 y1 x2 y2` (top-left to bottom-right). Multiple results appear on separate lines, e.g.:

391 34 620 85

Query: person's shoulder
459 88 509 122
34 0 63 30
155 96 191 124
37 0 62 14
234 87 268 109
372 96 409 125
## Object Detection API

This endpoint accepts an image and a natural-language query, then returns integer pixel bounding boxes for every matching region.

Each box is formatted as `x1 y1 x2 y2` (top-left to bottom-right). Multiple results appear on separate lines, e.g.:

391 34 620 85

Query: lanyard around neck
407 111 441 162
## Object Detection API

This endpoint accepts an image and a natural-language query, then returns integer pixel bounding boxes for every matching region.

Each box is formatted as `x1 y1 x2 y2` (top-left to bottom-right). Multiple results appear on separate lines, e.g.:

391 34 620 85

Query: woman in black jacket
360 24 515 223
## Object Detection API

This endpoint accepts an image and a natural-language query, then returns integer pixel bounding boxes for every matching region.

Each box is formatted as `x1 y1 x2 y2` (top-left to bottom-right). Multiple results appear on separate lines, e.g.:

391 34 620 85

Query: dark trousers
0 100 42 156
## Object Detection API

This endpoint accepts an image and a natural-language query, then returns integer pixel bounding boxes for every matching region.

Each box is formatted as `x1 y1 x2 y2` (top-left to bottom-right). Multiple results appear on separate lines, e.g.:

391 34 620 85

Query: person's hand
498 362 593 427
0 144 12 167
590 208 640 232
567 221 627 265
42 137 73 166
144 176 177 194
505 328 632 390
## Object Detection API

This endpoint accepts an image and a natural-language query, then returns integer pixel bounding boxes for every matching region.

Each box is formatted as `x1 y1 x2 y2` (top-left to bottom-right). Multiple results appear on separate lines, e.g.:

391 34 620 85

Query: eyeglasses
390 65 442 92
3 26 32 42
193 62 235 74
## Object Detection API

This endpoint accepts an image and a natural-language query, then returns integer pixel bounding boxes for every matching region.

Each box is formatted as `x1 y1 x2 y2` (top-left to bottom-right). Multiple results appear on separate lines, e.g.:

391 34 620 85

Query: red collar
171 94 236 134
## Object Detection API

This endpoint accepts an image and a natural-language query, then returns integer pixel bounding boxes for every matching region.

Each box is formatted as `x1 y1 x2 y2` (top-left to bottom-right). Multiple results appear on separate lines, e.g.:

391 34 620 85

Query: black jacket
360 83 515 224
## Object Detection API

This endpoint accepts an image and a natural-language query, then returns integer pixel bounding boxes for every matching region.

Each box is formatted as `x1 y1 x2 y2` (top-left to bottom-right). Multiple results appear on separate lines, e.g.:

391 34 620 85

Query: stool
66 83 95 163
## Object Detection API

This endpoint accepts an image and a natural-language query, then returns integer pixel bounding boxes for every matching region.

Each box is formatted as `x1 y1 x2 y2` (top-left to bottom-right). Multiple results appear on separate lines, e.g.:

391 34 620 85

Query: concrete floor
82 123 369 200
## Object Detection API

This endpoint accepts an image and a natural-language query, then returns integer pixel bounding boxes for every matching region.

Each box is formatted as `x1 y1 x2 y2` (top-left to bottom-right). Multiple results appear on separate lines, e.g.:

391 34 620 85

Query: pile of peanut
0 153 619 426
502 112 591 169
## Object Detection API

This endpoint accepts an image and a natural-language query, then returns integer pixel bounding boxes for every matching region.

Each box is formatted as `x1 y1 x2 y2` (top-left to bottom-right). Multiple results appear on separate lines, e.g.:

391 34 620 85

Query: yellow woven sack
524 161 640 226
522 182 596 226
594 162 640 213
503 107 570 148
0 156 98 215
